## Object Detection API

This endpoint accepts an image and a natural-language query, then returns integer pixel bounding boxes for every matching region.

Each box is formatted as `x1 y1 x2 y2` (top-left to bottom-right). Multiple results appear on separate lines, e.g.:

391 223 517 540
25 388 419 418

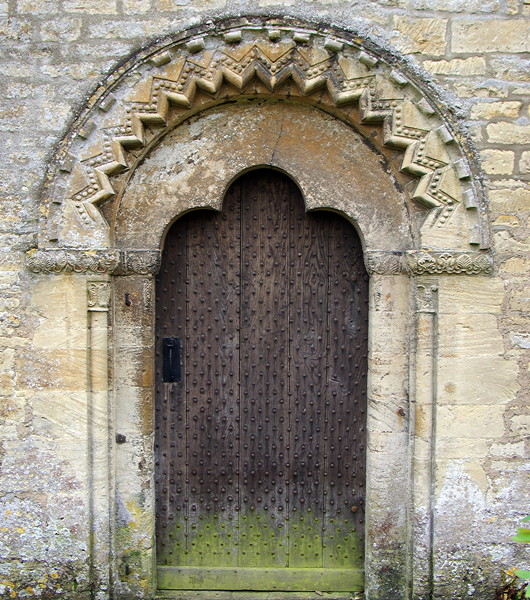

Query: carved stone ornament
118 251 161 276
365 251 493 276
405 251 493 275
365 252 405 275
416 283 439 313
41 16 488 254
26 249 161 275
26 249 121 274
87 281 111 311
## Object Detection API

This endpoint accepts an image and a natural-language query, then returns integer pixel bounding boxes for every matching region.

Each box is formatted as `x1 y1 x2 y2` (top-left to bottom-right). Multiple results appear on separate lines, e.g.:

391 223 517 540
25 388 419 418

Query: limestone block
157 0 223 7
436 437 490 459
116 384 154 435
17 348 88 391
439 352 518 405
500 256 530 274
437 404 506 438
438 313 518 404
39 17 82 41
392 16 448 55
114 346 154 388
16 0 59 13
493 231 530 254
508 287 530 312
62 0 117 12
32 390 87 443
122 0 152 13
489 187 530 211
480 149 515 175
487 122 530 145
31 277 88 350
470 101 521 120
423 57 487 76
509 414 530 435
490 56 530 82
490 441 527 457
403 0 500 10
492 215 521 229
452 19 530 53
437 276 504 314
453 81 509 99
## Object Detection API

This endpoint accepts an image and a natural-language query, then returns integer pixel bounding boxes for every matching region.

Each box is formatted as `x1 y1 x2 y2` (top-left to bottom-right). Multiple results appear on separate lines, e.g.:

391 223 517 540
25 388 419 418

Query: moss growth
159 508 363 576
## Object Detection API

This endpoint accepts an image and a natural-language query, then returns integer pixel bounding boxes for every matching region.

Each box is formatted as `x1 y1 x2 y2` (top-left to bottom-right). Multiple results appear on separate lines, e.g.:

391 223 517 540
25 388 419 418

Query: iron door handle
162 337 181 382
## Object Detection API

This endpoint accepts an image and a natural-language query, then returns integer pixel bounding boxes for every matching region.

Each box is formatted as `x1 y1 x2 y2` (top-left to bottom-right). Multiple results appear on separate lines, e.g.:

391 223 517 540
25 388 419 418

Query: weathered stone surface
116 101 414 252
423 56 487 76
489 187 530 211
519 150 530 174
480 149 515 175
392 16 447 55
470 101 522 120
492 214 521 228
487 122 530 144
452 18 530 53
62 0 117 13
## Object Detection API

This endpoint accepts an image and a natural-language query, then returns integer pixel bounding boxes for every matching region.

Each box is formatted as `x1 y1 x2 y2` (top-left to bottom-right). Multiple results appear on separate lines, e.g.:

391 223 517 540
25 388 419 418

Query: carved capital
405 251 493 276
365 252 405 275
26 249 120 274
117 251 161 276
416 282 438 313
87 281 111 311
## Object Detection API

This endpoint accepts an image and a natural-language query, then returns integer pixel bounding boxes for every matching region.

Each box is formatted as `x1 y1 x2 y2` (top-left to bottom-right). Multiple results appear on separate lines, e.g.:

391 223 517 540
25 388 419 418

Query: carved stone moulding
41 16 489 252
405 250 493 275
366 250 493 275
27 248 493 276
26 249 161 275
26 248 121 274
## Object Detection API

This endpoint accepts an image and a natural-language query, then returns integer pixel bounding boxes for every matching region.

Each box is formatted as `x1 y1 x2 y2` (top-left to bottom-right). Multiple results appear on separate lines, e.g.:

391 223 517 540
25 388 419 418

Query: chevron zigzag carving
48 25 481 243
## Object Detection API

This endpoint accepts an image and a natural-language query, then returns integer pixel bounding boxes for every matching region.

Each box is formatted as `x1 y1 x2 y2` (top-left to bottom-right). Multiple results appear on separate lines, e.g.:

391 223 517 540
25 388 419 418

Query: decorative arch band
39 17 490 264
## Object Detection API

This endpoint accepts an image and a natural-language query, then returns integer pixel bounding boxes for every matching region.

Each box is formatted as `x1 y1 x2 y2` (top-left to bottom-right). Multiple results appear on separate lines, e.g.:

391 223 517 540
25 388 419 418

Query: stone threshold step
156 593 364 600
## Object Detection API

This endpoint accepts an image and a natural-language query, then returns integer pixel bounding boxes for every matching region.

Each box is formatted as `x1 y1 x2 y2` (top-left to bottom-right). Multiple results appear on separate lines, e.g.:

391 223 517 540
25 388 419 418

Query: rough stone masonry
0 1 528 599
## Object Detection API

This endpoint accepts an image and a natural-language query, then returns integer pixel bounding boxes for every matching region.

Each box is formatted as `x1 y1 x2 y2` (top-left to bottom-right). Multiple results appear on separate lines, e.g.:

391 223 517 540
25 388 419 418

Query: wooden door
155 169 368 592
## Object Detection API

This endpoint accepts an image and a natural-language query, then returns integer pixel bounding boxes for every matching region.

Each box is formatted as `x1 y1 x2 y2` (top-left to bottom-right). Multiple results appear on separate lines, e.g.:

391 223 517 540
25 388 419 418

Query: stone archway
26 16 493 600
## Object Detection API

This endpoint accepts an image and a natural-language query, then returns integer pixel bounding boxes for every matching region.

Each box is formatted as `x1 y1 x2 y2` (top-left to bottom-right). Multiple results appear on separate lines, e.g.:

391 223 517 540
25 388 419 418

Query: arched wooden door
155 169 368 592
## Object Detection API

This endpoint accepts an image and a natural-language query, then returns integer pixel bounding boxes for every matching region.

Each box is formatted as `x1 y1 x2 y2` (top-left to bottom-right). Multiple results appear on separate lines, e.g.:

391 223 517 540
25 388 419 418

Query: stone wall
0 1 528 599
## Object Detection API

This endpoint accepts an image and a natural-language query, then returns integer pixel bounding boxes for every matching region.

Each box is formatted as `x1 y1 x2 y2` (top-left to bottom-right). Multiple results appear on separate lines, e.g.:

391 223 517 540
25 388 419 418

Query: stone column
87 279 112 599
410 280 439 600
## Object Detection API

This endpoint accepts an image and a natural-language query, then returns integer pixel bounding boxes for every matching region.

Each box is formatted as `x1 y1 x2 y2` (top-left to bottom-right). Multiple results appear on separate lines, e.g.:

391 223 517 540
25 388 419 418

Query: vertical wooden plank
323 215 368 569
239 171 290 568
184 200 241 567
288 207 330 568
155 221 188 565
